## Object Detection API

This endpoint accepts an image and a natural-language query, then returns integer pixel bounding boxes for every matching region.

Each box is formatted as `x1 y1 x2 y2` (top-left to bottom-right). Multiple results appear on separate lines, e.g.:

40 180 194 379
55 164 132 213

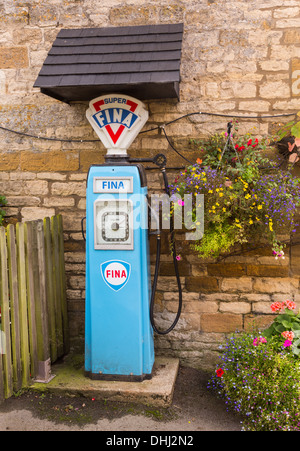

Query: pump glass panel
94 199 133 250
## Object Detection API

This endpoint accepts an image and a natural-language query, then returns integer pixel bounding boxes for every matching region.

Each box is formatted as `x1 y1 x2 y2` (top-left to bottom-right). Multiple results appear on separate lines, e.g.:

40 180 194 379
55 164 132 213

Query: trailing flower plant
209 300 300 430
171 125 300 259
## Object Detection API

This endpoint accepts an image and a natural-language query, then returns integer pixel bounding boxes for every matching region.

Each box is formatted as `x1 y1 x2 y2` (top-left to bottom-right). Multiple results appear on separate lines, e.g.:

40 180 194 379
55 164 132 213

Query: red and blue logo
100 260 131 292
86 94 149 152
92 97 138 145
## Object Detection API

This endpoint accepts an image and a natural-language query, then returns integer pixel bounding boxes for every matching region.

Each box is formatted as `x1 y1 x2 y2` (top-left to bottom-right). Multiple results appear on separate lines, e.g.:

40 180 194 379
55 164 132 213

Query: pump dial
102 212 129 242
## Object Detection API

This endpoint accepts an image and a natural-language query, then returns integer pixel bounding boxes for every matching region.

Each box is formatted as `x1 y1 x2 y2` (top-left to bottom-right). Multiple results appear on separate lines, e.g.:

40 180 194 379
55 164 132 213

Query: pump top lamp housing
34 23 183 382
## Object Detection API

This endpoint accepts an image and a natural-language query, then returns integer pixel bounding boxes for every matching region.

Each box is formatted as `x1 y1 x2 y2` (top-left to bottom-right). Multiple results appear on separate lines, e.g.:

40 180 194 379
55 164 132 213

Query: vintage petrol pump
84 93 182 381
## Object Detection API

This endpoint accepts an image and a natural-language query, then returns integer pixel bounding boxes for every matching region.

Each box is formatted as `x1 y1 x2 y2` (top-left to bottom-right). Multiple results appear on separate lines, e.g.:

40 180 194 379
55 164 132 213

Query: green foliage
0 195 6 225
275 112 300 140
208 330 300 431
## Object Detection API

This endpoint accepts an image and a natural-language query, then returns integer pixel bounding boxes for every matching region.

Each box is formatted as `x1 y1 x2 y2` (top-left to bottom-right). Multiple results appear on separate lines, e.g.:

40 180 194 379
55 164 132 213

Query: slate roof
34 23 183 103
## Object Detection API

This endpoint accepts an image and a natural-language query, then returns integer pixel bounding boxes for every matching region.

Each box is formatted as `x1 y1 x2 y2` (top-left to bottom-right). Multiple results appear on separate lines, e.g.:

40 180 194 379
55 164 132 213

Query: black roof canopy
34 23 183 103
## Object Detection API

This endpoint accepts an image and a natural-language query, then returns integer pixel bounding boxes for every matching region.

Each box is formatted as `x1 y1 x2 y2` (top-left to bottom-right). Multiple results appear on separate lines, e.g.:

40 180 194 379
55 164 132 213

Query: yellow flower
245 194 251 199
216 203 220 207
249 219 253 224
216 188 220 192
257 205 262 210
219 192 224 197
223 207 226 212
208 190 213 194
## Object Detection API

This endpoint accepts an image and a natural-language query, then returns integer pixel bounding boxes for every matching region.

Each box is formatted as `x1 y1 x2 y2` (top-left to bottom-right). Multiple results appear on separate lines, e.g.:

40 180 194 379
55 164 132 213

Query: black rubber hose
149 168 183 335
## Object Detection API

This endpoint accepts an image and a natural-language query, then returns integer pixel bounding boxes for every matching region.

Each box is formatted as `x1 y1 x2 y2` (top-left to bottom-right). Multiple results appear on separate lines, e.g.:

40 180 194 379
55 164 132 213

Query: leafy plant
263 300 300 357
275 112 300 141
208 327 300 431
0 195 6 225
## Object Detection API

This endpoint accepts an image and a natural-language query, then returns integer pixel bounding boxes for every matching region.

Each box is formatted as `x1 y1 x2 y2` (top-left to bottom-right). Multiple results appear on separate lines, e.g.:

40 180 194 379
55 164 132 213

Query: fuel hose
149 167 183 335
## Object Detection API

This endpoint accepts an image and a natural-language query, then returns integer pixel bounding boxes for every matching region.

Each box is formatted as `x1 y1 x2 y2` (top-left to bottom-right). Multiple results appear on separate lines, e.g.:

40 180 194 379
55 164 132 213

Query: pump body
85 164 154 381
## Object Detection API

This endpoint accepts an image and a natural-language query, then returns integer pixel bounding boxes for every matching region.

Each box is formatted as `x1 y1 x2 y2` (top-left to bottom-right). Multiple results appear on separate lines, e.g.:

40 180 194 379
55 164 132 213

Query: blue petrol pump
84 94 182 381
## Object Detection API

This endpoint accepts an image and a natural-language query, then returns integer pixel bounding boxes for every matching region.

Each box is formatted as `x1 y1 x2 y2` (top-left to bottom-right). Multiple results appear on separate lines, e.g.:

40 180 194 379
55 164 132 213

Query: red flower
216 368 224 377
247 139 252 146
252 138 259 148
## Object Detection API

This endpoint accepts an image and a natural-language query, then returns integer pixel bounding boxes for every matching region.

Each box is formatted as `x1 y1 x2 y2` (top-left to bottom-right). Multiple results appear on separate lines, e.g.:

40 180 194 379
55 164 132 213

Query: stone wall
1 0 300 370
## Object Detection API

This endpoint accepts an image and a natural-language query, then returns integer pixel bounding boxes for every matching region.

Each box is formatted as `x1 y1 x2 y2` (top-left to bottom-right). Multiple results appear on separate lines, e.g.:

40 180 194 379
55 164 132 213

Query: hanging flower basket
170 121 300 259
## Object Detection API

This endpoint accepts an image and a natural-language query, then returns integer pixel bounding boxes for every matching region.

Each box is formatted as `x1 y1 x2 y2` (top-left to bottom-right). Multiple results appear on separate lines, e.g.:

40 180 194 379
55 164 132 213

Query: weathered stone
247 265 289 277
186 276 219 292
207 263 246 277
219 302 251 314
21 207 55 222
221 277 253 292
201 313 243 333
0 46 28 69
253 278 299 293
20 151 79 172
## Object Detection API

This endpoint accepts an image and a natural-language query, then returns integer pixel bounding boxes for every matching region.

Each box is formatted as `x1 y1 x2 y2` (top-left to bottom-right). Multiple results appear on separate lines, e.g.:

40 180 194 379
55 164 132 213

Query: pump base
85 371 152 382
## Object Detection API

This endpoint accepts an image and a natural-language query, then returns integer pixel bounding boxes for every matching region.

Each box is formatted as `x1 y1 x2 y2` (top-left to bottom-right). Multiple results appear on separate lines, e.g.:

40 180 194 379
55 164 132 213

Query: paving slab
32 356 179 408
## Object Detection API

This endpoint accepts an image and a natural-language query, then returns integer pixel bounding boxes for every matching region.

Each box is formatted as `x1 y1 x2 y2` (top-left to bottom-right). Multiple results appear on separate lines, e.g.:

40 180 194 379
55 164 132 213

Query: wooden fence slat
0 214 68 400
24 221 38 379
16 222 30 388
0 227 13 399
58 215 69 355
43 217 57 363
51 216 64 358
36 220 50 363
0 335 4 404
7 224 22 392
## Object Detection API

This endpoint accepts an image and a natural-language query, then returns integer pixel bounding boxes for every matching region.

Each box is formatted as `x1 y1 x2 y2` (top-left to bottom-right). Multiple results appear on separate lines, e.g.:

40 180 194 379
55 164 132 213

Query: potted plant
170 121 300 259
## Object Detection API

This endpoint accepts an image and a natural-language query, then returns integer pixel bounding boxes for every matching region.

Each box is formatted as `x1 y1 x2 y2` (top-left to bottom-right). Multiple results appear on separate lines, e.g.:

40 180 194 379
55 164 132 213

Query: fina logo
86 94 149 153
100 260 131 292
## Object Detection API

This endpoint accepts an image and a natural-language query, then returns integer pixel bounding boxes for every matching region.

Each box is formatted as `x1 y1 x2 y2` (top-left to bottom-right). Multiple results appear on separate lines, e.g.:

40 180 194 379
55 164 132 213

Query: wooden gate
0 214 69 403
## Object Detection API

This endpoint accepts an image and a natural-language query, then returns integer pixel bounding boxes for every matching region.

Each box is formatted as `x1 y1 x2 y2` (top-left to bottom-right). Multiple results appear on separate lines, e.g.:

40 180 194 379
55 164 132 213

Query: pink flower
176 255 181 261
270 301 284 313
282 331 294 341
178 199 184 206
283 340 293 348
270 300 296 313
284 300 296 311
253 337 267 346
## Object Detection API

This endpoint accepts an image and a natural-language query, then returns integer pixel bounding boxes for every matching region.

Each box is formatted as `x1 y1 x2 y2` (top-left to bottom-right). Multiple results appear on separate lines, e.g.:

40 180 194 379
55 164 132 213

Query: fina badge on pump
86 94 149 153
100 260 131 292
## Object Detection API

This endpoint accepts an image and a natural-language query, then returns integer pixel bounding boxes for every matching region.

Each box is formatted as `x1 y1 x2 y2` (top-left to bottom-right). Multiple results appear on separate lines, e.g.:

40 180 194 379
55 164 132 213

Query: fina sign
86 94 149 155
100 260 131 292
